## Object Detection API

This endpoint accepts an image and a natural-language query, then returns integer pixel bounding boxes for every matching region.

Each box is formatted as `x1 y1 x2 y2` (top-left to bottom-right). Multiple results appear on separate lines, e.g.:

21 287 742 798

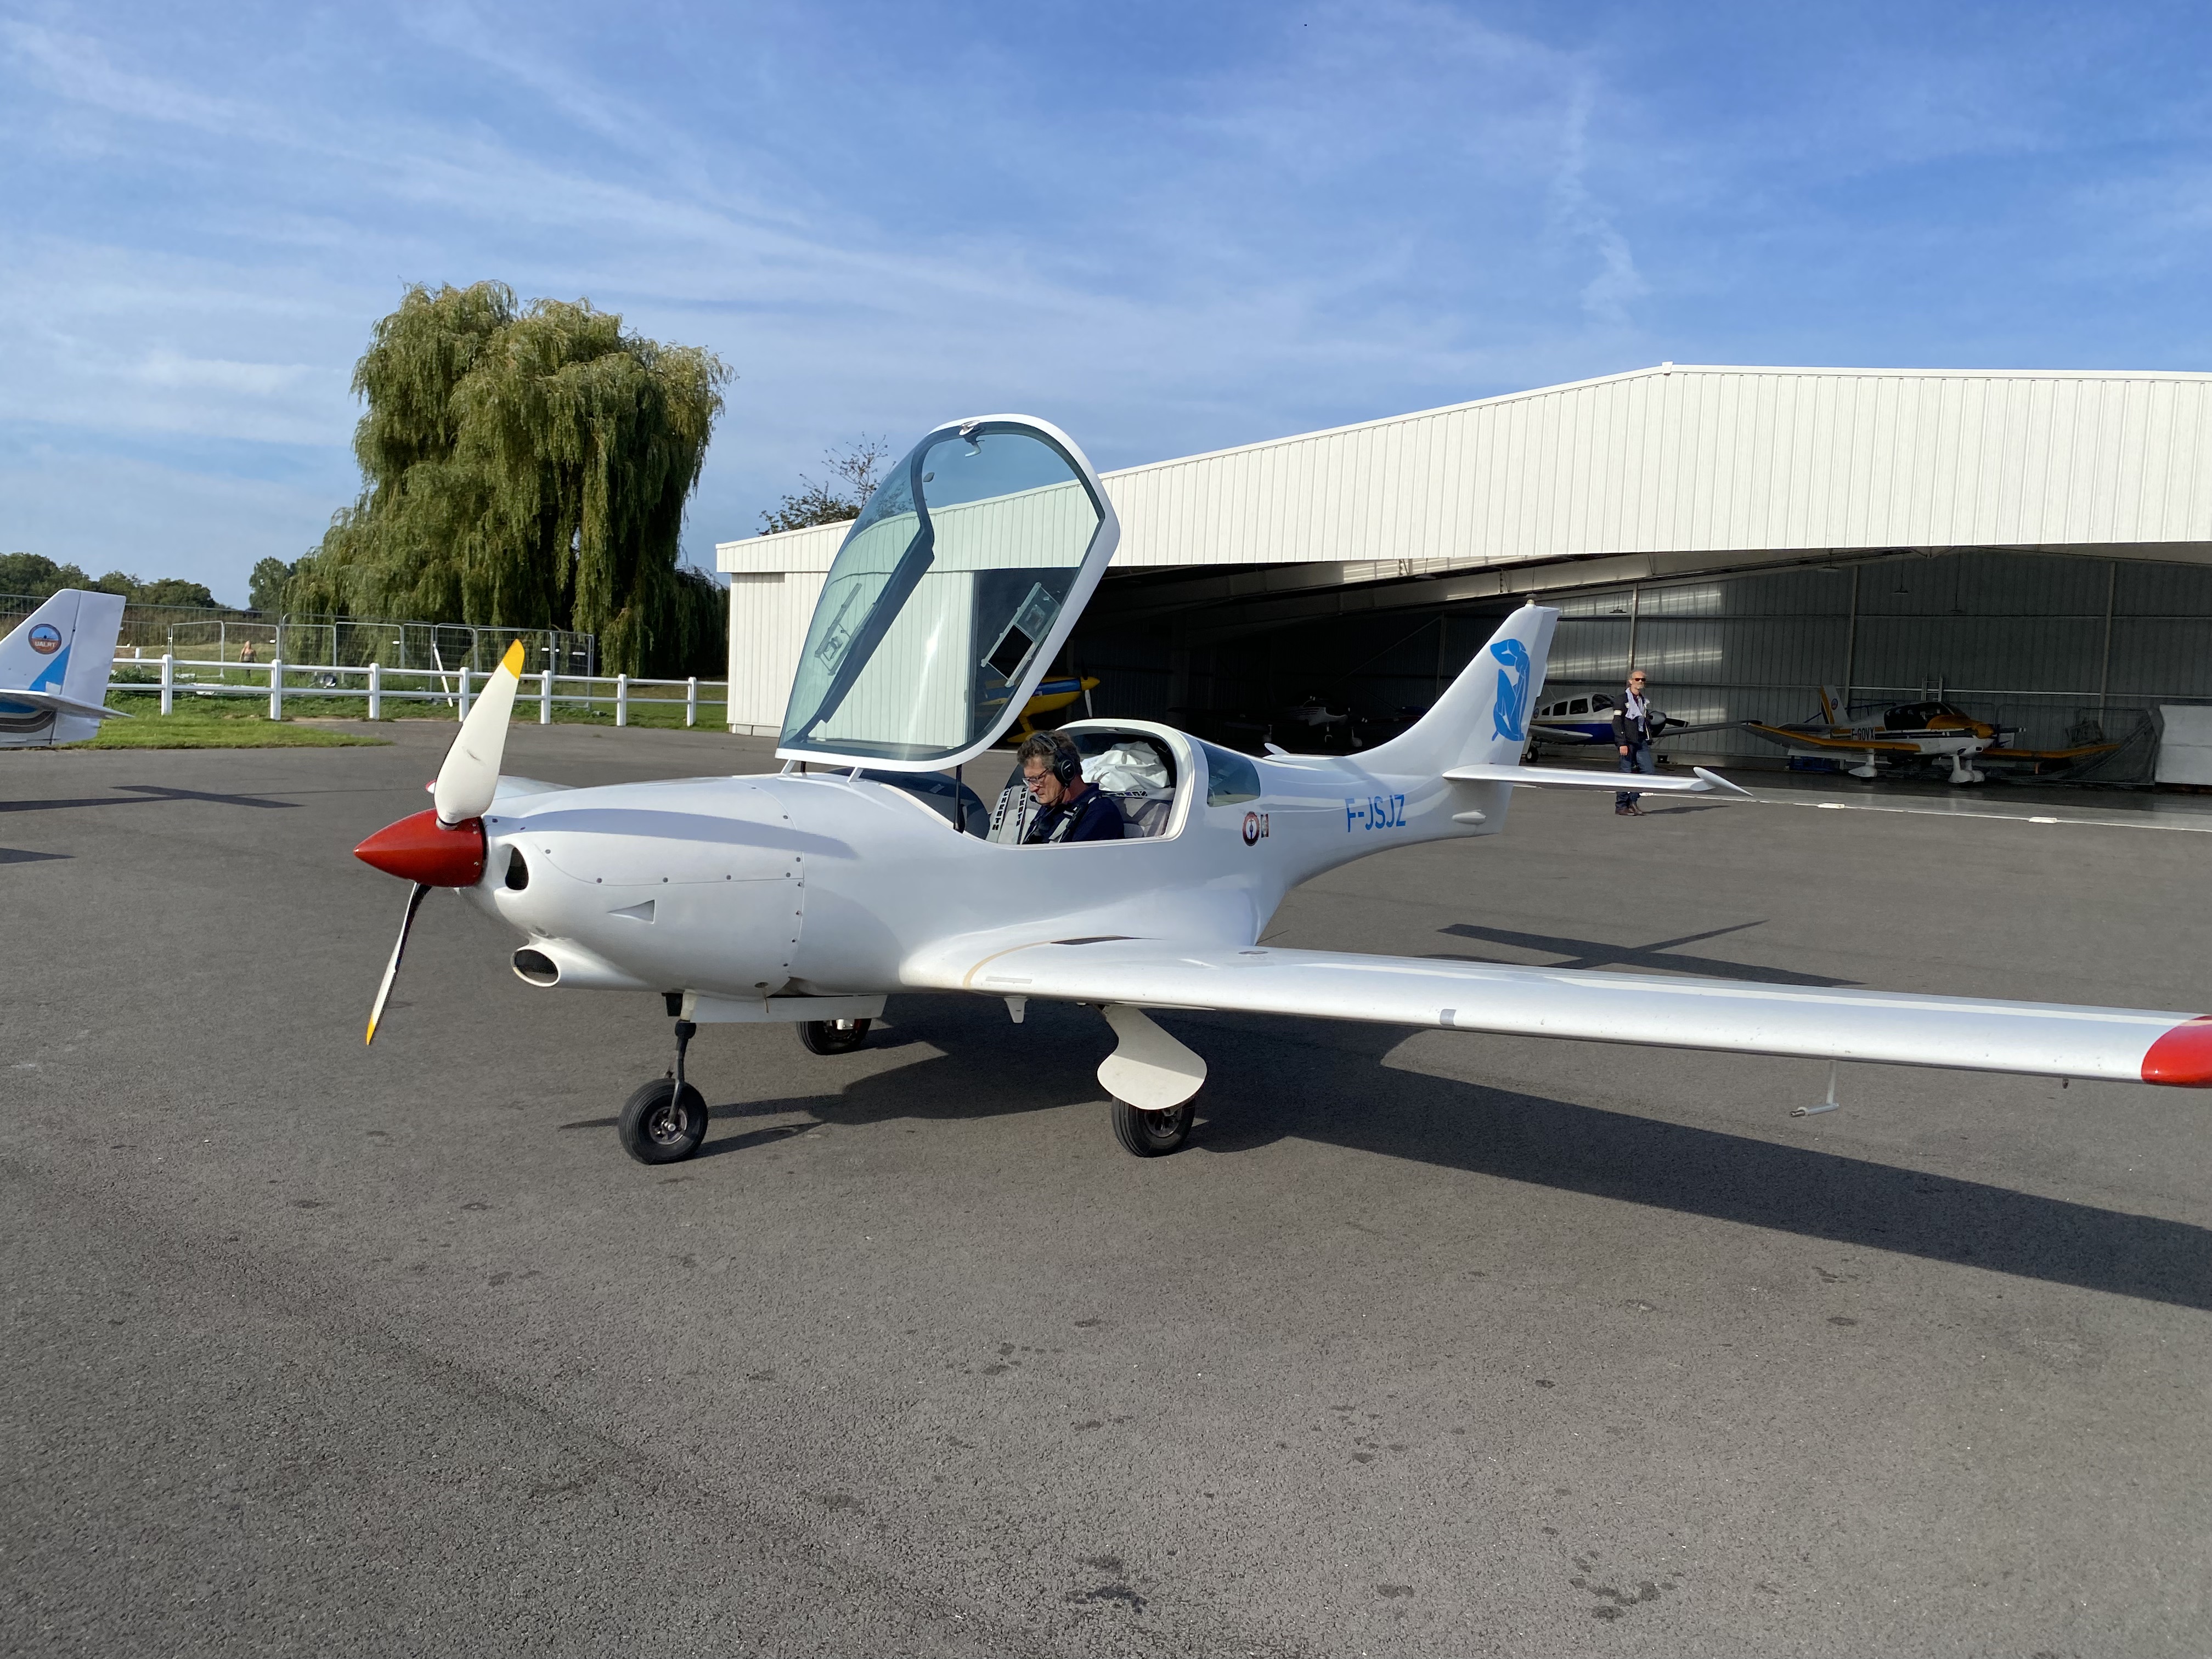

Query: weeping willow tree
291 282 731 675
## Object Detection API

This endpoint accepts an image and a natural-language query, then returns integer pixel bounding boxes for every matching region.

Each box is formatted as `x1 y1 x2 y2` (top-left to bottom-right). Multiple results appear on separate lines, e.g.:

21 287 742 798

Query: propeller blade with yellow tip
365 881 431 1045
432 639 527 826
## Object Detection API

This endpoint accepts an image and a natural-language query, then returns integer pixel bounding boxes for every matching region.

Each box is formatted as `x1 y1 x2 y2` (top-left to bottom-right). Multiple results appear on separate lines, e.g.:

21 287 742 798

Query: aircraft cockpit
856 724 1191 844
983 729 1180 843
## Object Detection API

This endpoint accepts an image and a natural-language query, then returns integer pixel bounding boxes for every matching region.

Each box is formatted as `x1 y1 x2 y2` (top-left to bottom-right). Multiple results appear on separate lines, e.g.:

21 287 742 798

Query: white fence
108 656 731 729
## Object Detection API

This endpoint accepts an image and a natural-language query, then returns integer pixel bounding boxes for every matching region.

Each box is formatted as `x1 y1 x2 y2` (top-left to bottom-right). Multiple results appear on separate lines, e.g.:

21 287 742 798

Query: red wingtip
354 808 486 887
2141 1014 2212 1087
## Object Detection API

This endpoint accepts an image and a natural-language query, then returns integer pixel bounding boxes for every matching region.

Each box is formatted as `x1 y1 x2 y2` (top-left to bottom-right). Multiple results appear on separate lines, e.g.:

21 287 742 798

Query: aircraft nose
354 808 487 887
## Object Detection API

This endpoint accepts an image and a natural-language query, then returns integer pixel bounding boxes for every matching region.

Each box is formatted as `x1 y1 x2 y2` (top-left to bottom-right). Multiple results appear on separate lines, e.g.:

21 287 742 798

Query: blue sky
3 1 2207 605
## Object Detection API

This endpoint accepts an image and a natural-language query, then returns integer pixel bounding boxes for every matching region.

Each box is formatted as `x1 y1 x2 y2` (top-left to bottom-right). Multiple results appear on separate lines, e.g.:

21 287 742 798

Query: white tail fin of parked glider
0 589 129 748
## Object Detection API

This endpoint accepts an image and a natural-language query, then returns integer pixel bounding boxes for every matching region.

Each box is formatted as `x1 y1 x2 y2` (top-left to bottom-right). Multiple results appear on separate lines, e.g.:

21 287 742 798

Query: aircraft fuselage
467 720 1508 1004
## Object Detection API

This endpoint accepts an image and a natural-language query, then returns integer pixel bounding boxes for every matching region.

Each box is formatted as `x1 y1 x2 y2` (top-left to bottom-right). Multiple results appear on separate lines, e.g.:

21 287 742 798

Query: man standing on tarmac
1613 668 1658 816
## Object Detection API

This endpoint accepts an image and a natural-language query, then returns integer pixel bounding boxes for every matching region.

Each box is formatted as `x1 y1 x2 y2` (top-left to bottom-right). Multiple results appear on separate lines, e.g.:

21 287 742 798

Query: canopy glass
776 420 1112 767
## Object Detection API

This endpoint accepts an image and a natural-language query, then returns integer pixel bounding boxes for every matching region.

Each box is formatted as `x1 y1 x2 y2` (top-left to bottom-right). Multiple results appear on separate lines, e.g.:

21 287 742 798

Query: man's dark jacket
1611 697 1663 747
1024 786 1125 844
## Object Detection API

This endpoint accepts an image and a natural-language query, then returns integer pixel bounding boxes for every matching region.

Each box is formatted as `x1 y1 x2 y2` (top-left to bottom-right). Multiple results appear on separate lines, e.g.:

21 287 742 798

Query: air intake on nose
512 947 560 986
504 847 529 890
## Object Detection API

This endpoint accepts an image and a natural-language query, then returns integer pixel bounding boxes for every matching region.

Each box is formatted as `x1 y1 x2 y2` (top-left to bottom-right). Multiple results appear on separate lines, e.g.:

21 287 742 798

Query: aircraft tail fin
1361 603 1561 778
1817 684 1846 725
0 589 128 746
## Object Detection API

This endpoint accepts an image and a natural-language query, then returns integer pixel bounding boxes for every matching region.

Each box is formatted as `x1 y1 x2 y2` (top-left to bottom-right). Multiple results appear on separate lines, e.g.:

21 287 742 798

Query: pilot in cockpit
1017 731 1126 845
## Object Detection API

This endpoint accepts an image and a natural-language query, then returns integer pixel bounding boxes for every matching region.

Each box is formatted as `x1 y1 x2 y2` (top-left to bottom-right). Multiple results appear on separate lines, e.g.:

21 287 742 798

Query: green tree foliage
131 577 221 607
1 552 217 607
248 557 296 612
289 281 732 675
758 436 891 534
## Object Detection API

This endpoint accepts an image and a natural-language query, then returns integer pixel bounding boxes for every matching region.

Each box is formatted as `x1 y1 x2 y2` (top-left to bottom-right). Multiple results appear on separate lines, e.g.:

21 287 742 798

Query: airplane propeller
354 640 526 1043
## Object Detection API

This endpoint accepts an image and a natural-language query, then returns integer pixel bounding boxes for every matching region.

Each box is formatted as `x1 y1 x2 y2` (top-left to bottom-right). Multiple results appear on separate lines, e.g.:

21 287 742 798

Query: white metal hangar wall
718 364 2212 744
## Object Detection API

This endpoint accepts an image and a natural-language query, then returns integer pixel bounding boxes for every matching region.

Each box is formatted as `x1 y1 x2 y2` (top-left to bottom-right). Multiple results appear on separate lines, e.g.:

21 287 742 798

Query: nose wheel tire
618 1077 709 1165
799 1018 871 1056
1111 1097 1194 1157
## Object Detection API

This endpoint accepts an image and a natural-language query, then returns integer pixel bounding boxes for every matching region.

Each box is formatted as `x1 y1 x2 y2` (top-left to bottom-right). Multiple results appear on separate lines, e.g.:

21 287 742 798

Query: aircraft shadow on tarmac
674 992 2210 1313
0 782 298 814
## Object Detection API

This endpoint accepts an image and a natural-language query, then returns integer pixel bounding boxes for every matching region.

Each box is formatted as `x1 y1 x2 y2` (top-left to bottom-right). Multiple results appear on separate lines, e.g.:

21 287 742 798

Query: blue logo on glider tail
1489 638 1531 741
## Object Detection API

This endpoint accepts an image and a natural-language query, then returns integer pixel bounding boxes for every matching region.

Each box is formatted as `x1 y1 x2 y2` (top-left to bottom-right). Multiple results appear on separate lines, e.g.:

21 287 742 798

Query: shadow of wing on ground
551 997 1109 1146
732 996 1108 1133
1169 1011 2212 1312
0 783 299 815
1 847 69 862
1440 919 1856 987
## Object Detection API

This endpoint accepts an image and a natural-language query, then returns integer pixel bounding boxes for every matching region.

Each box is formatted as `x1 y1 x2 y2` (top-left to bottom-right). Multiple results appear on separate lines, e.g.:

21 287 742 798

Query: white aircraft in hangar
353 415 2212 1164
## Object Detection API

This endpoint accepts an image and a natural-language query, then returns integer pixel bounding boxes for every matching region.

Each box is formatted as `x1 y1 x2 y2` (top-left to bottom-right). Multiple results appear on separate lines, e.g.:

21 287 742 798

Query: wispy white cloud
1 0 2207 598
2 19 249 132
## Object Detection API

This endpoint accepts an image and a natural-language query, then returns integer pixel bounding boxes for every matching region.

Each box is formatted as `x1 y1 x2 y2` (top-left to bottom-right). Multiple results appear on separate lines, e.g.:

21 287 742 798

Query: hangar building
718 364 2212 769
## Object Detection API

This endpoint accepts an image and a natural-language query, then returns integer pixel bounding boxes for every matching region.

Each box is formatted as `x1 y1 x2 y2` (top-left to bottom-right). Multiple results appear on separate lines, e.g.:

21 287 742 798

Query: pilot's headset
1044 732 1083 788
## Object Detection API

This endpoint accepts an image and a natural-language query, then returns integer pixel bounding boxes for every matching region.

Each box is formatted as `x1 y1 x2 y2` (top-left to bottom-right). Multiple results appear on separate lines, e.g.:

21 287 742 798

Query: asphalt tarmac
4 722 2208 1656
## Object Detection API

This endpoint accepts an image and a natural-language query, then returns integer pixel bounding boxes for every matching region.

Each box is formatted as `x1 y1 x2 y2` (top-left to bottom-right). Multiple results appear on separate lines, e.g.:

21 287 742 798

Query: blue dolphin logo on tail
1489 638 1531 741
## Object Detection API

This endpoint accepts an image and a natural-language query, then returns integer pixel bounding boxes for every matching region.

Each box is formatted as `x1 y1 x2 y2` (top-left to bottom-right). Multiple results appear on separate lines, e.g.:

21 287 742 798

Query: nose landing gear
617 1017 708 1164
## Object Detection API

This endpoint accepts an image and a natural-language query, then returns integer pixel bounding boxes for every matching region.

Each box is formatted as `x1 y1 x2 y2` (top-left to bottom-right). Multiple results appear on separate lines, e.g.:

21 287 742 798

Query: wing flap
916 939 2209 1086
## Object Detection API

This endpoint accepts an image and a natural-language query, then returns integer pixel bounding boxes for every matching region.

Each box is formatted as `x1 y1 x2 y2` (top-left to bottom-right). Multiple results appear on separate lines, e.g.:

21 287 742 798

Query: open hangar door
1064 551 2212 777
1064 566 1516 752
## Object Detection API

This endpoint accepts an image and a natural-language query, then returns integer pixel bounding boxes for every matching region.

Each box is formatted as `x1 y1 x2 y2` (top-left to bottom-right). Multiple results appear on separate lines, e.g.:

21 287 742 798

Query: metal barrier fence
106 656 727 728
5 594 596 677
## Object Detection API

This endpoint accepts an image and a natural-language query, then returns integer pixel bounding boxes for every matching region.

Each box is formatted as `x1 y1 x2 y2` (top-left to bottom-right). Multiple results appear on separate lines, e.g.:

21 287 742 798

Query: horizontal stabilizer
1444 762 1750 797
0 689 127 721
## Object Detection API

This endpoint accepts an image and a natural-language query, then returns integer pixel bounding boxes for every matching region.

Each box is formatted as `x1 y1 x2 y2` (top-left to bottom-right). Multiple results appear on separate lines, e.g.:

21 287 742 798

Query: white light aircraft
353 416 2212 1164
0 589 129 748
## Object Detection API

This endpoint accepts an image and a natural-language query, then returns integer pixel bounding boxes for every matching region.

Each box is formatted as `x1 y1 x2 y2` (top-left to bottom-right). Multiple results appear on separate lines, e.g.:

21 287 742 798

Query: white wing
910 938 2212 1087
1444 762 1750 796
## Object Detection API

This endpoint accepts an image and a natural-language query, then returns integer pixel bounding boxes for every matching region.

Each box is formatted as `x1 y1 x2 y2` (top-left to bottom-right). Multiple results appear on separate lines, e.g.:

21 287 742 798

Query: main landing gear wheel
618 1077 709 1165
798 1018 870 1056
1111 1097 1193 1157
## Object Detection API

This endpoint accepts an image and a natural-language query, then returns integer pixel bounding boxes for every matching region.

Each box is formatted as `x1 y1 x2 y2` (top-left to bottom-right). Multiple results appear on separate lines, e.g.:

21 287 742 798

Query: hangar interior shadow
662 992 2212 1313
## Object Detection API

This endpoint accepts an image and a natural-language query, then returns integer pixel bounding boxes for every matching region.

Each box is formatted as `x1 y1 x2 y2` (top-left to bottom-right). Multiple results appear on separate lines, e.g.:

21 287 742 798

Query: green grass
74 699 390 748
72 684 737 747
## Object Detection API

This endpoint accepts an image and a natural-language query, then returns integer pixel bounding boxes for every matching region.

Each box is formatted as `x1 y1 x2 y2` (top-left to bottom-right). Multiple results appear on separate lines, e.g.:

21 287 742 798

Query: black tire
798 1018 870 1056
618 1077 709 1165
1111 1097 1194 1157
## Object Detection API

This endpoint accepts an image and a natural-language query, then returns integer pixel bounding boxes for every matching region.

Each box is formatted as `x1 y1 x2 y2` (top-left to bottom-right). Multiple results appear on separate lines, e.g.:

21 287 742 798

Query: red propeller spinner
356 640 527 1044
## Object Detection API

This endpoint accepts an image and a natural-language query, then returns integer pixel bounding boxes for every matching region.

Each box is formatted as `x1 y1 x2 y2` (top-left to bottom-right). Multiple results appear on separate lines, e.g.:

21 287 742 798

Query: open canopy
775 416 1119 771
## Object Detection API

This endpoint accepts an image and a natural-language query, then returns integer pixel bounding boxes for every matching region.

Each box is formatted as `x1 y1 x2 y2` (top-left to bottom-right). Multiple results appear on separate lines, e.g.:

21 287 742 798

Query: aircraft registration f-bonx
352 415 2212 1164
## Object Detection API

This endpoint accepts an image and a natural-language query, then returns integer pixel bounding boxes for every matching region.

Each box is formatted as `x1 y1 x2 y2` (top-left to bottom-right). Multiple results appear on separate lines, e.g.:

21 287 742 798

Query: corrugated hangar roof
717 364 2212 583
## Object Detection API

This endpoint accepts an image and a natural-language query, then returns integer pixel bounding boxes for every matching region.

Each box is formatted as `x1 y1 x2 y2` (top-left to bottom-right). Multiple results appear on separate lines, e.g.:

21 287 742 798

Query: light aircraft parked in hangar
1003 671 1101 741
0 589 128 748
351 416 2212 1165
1744 688 2123 783
1524 691 1725 753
